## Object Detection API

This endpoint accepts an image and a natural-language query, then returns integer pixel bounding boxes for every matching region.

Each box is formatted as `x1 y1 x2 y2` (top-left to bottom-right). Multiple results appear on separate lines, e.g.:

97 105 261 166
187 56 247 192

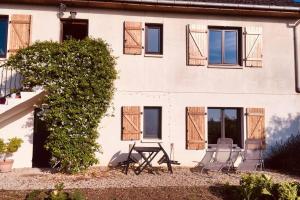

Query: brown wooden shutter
244 26 263 67
186 107 206 150
9 14 32 55
246 108 266 148
187 24 208 66
124 21 142 55
122 106 141 141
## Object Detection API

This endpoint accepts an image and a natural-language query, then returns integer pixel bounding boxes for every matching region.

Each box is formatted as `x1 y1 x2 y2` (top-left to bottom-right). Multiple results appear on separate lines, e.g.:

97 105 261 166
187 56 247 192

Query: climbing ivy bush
6 38 117 173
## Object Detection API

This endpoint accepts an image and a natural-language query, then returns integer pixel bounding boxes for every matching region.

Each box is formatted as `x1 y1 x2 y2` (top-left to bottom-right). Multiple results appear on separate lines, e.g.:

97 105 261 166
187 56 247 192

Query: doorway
61 19 88 41
32 108 51 168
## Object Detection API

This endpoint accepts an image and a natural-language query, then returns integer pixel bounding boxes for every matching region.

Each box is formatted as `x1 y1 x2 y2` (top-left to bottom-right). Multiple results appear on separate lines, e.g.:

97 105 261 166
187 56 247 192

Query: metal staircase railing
0 62 23 104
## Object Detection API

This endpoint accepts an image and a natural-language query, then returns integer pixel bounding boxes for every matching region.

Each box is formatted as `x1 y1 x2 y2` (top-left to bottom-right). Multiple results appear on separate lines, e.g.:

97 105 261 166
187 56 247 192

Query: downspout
291 19 300 93
118 0 300 12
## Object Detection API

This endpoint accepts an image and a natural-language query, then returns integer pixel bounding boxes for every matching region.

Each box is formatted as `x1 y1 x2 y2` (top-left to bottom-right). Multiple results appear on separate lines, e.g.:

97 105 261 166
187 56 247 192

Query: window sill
141 139 162 143
144 54 163 58
207 65 243 69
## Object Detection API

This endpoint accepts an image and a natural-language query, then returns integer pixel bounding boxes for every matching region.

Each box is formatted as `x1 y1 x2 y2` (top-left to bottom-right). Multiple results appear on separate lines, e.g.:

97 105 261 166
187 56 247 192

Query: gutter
116 0 300 11
290 19 300 93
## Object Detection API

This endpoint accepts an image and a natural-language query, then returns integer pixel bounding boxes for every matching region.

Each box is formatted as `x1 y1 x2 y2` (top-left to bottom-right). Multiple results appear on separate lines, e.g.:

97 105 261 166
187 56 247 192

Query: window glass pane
62 21 88 41
209 30 222 64
146 26 161 53
224 31 238 64
0 17 8 58
208 108 221 144
144 107 161 139
224 108 242 147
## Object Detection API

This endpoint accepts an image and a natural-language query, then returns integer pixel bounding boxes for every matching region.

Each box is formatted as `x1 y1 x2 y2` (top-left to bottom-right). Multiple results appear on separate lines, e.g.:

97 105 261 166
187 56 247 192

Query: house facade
1 0 300 169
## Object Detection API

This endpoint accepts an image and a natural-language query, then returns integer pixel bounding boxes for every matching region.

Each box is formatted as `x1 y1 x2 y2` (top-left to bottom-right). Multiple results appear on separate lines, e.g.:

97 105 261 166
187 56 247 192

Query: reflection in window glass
0 16 8 58
146 24 162 54
208 108 222 145
143 107 162 139
224 109 242 147
224 31 237 64
209 30 222 64
208 108 242 147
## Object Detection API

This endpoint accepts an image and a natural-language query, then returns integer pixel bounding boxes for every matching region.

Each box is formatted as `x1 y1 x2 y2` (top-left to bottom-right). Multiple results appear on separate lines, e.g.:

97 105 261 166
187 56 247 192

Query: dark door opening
32 108 51 168
61 19 88 41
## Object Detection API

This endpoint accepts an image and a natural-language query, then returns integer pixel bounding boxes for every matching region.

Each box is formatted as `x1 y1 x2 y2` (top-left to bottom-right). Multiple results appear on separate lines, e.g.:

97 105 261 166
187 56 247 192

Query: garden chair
201 138 233 173
195 150 214 168
237 139 264 172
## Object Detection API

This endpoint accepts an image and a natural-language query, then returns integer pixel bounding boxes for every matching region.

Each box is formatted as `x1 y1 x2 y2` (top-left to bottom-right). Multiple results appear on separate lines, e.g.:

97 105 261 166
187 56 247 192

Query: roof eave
1 0 300 18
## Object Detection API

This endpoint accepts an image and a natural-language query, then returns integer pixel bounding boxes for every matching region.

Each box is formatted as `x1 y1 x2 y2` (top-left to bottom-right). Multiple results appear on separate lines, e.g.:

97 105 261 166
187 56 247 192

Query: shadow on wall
266 113 300 153
0 107 34 144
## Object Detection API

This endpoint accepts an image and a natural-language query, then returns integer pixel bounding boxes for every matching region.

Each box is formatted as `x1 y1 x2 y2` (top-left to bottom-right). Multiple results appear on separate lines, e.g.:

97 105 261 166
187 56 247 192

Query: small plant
272 182 298 200
26 183 86 200
0 137 23 161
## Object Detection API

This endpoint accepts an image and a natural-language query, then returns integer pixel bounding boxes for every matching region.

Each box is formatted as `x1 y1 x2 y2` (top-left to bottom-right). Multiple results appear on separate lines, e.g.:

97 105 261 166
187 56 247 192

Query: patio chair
195 150 214 168
237 139 264 172
201 138 233 173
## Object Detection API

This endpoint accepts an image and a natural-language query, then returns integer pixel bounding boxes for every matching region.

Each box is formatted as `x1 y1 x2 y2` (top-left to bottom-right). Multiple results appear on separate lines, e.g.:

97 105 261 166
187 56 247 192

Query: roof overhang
1 0 300 18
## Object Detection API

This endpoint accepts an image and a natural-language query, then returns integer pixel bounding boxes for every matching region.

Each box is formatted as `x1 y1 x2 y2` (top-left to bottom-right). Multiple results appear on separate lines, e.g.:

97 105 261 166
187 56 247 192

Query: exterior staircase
0 63 45 124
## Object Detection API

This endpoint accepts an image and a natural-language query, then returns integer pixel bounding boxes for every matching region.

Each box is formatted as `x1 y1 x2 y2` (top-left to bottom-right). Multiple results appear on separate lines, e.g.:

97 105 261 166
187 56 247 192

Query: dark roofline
1 0 300 18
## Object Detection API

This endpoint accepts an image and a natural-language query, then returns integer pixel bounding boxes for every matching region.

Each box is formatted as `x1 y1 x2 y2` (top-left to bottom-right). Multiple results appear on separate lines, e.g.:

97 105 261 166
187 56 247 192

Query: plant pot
0 159 14 173
0 97 6 104
15 93 21 98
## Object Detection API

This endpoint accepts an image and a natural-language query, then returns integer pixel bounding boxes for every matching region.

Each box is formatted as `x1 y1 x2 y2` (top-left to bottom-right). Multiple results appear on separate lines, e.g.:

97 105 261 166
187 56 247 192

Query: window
61 19 88 41
207 107 243 147
0 16 8 58
208 27 242 65
145 24 163 54
143 107 162 139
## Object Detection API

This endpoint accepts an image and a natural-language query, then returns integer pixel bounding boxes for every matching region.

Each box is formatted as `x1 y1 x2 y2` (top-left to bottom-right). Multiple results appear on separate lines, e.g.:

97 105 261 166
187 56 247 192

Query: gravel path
0 167 299 190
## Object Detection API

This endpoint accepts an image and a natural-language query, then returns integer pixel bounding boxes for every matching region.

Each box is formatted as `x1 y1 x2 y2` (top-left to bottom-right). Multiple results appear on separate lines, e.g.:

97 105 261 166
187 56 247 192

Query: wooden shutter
122 106 141 141
186 107 206 150
244 26 263 67
246 108 266 148
9 14 32 55
187 24 208 66
124 21 142 55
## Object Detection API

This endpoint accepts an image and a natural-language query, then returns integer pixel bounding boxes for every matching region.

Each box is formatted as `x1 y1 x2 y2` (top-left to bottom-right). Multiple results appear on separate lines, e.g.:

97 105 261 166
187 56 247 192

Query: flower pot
0 97 6 104
0 159 14 173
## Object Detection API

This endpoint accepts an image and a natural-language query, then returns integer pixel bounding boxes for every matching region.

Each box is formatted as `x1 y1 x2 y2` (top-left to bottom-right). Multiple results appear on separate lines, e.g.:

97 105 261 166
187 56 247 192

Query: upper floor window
145 23 163 55
61 19 88 41
208 27 242 66
0 16 8 58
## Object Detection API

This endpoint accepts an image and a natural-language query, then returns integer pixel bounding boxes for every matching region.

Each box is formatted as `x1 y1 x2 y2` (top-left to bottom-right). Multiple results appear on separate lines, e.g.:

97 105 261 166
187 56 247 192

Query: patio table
125 143 173 175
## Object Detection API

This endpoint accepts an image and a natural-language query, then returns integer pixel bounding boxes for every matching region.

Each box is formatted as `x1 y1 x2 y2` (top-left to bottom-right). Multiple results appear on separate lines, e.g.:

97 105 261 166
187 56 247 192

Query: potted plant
9 88 21 98
0 137 23 172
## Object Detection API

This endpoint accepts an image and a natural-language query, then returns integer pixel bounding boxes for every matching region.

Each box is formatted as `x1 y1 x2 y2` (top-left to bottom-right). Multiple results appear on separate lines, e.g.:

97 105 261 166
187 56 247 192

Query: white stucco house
1 0 300 169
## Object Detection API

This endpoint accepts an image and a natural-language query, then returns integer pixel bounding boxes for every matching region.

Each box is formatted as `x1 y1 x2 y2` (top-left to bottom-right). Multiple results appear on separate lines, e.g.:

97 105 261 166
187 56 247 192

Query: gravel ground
0 167 299 190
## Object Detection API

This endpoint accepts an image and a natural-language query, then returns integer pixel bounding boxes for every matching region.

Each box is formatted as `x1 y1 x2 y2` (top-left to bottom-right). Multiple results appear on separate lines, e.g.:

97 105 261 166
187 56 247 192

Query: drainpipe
290 19 300 93
118 0 300 12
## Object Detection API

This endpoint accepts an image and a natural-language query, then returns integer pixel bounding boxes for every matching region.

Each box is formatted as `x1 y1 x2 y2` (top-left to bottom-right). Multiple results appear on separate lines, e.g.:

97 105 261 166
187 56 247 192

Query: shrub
6 38 117 173
237 174 300 200
265 134 300 174
239 174 273 200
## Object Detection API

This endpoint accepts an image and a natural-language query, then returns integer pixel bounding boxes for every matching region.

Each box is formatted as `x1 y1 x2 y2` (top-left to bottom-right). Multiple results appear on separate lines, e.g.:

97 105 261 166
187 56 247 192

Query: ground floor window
207 107 243 147
143 107 162 139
